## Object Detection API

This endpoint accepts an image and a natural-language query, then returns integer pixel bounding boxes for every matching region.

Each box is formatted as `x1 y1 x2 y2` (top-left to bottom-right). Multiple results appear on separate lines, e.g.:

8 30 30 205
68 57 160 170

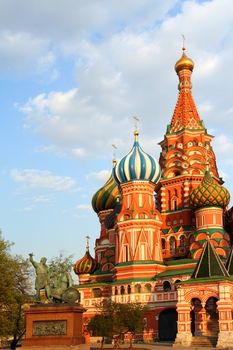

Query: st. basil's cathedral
73 47 233 348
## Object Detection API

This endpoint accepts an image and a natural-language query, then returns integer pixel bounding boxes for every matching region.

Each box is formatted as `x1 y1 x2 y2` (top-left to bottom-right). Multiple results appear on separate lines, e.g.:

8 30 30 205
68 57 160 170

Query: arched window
172 197 178 210
202 215 205 225
161 238 166 250
135 284 141 293
127 285 131 294
168 190 171 210
180 235 186 248
163 281 171 292
174 279 181 290
144 283 152 293
169 237 176 256
124 245 129 262
120 286 125 295
92 288 102 298
115 286 118 295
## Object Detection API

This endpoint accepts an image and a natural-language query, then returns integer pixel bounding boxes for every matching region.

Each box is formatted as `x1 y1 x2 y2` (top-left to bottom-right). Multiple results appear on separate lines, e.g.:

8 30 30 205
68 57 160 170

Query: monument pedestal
22 304 88 350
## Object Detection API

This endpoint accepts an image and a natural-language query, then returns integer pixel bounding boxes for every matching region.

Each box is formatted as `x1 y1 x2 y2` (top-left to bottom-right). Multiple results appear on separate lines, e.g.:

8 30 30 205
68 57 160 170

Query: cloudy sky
1 0 233 267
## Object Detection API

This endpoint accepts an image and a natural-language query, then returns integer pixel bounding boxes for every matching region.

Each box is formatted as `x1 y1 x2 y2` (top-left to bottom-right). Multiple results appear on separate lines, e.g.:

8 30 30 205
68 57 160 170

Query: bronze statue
29 253 51 302
29 254 80 304
50 264 74 302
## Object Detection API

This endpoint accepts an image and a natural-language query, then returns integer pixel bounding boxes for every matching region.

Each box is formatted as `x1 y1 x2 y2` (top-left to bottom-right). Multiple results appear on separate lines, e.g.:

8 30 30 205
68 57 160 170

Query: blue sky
1 0 233 270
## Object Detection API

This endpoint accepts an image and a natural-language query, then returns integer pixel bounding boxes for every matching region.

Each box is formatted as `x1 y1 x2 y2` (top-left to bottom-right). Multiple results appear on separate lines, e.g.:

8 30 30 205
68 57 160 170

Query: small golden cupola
175 46 194 74
73 236 98 275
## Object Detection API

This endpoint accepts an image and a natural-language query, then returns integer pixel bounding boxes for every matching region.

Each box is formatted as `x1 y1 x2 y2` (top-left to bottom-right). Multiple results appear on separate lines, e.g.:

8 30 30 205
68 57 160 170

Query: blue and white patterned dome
113 131 161 185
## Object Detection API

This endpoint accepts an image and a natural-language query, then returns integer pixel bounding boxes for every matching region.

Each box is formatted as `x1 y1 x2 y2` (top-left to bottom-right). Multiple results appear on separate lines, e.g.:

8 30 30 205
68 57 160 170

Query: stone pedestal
22 304 87 350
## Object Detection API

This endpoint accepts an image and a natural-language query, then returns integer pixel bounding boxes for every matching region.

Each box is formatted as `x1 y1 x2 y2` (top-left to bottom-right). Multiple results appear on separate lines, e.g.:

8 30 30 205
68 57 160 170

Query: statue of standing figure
29 253 79 303
29 253 51 302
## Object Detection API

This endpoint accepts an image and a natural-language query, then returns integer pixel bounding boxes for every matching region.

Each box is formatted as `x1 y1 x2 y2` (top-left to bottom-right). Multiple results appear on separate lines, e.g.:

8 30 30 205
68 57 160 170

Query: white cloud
87 170 111 183
213 134 233 154
35 145 66 157
76 204 92 210
71 148 89 159
16 205 34 212
11 168 77 192
0 30 55 77
32 195 52 204
16 0 233 162
198 101 214 115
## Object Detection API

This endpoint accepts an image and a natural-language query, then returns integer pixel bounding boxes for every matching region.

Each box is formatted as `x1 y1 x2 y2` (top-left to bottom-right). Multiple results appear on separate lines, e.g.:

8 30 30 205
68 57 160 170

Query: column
174 302 192 346
160 187 166 212
217 300 233 348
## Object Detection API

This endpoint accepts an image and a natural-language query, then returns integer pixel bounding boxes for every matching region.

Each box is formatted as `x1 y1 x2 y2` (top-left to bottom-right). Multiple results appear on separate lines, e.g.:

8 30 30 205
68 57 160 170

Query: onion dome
175 47 194 74
113 131 161 185
190 171 230 209
74 238 97 275
92 171 118 213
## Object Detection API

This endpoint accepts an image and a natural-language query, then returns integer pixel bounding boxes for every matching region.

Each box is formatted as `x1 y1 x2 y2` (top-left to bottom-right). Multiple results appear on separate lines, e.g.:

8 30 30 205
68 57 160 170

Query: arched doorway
205 297 219 336
158 309 178 341
191 297 202 336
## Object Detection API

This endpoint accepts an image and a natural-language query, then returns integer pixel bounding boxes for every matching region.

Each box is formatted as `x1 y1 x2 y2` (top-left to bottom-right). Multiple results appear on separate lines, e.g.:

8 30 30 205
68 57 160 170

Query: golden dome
175 48 194 74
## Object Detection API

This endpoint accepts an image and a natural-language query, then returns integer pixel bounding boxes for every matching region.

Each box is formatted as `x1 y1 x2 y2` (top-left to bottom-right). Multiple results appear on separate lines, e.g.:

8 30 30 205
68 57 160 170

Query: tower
156 46 221 259
189 170 230 259
112 130 163 281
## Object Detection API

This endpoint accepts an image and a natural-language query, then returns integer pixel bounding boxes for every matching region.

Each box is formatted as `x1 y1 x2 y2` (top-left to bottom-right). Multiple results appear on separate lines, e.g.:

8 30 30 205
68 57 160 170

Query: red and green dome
190 171 230 209
92 174 119 213
73 248 98 275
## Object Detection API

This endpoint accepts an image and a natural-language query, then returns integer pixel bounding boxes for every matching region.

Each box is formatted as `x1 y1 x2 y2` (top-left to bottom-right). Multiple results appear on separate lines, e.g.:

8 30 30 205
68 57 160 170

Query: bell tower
156 46 221 259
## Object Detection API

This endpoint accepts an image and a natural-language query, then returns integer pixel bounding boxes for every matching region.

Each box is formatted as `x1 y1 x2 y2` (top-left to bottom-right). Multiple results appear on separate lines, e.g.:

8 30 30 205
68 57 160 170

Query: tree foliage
0 234 33 349
87 300 147 348
48 252 74 276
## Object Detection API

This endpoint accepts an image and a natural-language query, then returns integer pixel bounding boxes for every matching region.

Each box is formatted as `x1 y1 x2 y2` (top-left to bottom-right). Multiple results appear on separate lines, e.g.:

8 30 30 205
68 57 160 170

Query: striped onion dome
73 246 97 275
92 171 119 213
190 170 230 209
113 131 161 185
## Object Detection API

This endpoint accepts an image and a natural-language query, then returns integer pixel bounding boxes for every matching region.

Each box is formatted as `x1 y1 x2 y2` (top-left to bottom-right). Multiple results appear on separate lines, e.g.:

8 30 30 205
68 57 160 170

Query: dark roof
225 245 233 275
191 238 229 279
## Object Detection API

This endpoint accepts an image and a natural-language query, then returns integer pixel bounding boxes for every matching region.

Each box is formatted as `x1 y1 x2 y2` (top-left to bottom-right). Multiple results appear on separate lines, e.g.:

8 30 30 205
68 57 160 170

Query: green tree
87 300 146 348
119 303 147 348
0 234 33 349
87 314 113 348
48 252 74 275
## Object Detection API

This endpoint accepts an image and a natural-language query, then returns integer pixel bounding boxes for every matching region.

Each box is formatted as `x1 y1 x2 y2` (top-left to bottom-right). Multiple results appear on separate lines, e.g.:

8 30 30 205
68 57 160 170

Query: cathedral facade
74 48 233 348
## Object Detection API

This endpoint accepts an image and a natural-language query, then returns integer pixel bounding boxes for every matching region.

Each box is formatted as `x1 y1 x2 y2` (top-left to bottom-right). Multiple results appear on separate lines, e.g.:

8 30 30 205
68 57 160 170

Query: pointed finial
182 34 186 52
85 235 90 252
112 144 117 166
133 116 140 141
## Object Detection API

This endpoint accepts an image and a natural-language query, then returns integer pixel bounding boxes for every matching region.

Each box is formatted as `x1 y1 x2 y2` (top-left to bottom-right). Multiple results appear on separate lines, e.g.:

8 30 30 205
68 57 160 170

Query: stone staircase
191 335 218 347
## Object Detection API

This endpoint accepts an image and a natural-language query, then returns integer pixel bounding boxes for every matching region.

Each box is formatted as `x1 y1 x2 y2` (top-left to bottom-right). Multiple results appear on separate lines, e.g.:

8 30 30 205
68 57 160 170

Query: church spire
169 46 202 133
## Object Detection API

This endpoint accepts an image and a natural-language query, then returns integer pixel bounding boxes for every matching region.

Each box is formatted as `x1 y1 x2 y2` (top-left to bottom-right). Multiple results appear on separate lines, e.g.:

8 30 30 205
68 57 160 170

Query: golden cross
182 34 186 51
85 235 90 251
133 116 140 132
112 144 117 160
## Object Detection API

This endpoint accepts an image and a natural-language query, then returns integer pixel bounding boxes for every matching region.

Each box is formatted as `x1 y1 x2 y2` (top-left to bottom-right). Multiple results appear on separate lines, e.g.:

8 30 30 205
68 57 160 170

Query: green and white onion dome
92 172 118 213
113 131 161 185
